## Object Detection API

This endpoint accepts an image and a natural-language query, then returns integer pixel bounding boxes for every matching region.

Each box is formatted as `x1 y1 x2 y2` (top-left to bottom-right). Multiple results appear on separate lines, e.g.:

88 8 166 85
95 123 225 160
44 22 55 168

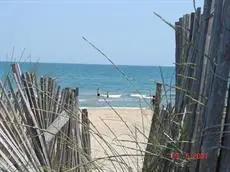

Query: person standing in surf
97 88 100 97
152 95 155 106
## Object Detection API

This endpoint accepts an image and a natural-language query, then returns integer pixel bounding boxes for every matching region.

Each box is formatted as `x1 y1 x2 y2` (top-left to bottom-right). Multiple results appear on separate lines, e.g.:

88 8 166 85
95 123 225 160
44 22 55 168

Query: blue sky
0 0 203 66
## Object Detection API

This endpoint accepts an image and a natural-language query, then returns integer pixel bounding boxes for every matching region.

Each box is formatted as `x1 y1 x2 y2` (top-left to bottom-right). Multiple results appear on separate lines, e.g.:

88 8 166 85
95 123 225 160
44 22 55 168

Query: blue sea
0 61 175 107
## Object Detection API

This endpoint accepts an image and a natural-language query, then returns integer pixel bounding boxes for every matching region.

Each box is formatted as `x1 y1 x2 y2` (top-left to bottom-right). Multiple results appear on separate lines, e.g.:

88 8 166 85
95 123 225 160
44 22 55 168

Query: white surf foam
100 94 108 98
130 94 145 98
100 94 121 98
108 94 121 98
143 95 152 99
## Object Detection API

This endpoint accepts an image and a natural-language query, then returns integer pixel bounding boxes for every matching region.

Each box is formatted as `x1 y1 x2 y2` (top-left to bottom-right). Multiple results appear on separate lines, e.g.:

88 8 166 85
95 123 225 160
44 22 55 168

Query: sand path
86 108 153 172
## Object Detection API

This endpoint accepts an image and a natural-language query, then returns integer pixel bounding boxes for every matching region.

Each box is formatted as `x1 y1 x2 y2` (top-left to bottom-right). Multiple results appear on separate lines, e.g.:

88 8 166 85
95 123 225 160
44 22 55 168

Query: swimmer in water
152 95 156 106
97 88 100 97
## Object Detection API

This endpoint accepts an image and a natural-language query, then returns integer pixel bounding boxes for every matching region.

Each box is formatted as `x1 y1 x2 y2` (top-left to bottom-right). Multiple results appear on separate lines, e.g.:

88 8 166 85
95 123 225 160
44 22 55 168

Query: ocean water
0 61 175 107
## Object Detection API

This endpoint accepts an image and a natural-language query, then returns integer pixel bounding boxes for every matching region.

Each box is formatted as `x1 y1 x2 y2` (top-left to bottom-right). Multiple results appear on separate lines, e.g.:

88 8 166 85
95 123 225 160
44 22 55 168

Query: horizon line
0 60 175 67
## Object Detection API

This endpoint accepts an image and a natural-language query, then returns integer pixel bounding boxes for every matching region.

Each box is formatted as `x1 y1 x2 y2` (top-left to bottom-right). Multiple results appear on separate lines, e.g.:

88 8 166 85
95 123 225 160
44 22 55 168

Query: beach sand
86 107 153 172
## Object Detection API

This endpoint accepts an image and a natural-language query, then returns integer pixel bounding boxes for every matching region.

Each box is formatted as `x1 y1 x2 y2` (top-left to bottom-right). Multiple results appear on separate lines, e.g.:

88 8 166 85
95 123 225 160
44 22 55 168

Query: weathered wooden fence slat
143 0 230 171
0 64 92 172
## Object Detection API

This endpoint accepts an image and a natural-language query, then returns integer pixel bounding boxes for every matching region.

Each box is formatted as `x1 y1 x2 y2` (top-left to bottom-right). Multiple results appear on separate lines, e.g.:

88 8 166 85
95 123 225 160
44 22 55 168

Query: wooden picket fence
143 0 230 171
0 64 91 171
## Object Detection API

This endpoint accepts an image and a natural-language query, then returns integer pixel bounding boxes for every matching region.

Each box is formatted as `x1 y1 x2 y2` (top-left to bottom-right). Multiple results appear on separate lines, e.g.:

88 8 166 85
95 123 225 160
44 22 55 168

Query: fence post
142 83 162 172
82 108 91 161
